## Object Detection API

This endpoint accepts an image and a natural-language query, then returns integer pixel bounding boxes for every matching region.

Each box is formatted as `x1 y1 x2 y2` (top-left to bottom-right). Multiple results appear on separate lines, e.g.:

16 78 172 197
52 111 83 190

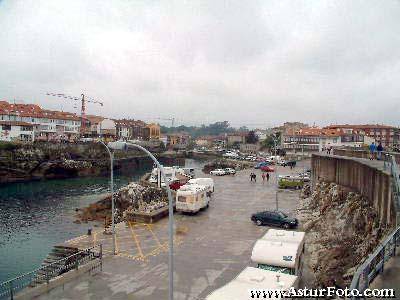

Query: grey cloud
0 0 399 127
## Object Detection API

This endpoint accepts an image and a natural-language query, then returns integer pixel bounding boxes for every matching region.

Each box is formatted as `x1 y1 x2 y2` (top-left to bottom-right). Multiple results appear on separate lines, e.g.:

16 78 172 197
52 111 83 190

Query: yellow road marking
128 221 144 259
146 224 167 251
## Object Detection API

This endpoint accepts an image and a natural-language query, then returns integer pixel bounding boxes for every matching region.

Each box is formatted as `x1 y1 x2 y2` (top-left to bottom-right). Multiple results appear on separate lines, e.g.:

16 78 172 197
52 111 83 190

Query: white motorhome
206 267 298 300
176 184 209 213
251 239 303 277
187 178 214 193
261 229 305 247
149 166 190 187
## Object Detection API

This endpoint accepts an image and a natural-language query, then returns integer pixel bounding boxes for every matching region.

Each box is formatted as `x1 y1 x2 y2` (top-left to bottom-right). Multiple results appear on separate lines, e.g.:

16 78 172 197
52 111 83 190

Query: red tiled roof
0 100 80 121
325 124 396 130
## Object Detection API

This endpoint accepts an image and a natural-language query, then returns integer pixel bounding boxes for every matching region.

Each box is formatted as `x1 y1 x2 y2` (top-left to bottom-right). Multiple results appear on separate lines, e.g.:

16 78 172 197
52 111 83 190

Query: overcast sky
0 0 399 128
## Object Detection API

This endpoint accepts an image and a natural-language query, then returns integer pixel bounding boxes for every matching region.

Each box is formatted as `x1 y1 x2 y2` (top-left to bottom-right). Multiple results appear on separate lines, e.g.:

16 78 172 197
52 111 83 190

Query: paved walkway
36 164 307 300
370 253 400 298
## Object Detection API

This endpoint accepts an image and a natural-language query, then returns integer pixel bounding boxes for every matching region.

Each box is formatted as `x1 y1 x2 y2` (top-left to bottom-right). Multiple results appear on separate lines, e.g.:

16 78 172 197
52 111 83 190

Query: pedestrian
250 173 253 182
327 143 332 155
369 142 376 160
266 172 270 181
377 142 383 160
262 173 266 184
253 173 257 182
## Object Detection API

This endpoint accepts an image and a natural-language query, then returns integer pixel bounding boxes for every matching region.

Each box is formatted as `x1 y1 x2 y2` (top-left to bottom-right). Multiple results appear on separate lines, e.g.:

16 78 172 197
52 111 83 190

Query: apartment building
283 127 374 154
0 121 35 142
0 101 80 141
325 124 400 149
114 119 148 140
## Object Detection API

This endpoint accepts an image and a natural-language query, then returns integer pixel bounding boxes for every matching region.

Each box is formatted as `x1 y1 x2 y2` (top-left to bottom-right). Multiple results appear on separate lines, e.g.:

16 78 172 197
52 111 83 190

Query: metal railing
349 228 400 298
0 244 102 300
349 155 400 298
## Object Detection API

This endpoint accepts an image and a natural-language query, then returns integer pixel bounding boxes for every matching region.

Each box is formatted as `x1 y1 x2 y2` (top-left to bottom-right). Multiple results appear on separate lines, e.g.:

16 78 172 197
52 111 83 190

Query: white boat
176 184 209 213
206 267 298 300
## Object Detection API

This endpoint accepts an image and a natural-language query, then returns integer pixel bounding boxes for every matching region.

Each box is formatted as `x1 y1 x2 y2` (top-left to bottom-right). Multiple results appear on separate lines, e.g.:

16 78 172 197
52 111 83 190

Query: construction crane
155 117 175 127
46 93 104 134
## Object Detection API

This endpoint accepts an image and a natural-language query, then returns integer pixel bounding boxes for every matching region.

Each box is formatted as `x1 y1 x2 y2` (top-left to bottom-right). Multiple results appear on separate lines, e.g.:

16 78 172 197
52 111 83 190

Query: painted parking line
128 221 145 260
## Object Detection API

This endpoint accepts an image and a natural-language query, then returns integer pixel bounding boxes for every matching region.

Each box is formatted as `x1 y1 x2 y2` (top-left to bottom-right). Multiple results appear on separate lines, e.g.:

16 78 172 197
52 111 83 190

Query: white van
251 239 303 277
176 184 209 213
187 178 214 193
206 266 298 300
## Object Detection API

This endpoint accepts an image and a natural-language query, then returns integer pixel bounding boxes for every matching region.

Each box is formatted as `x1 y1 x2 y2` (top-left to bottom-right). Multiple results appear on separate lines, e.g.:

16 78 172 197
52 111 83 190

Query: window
2 125 11 130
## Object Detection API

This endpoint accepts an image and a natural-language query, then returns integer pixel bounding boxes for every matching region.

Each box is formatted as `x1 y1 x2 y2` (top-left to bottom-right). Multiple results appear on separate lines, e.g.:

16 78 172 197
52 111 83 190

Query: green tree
246 130 258 144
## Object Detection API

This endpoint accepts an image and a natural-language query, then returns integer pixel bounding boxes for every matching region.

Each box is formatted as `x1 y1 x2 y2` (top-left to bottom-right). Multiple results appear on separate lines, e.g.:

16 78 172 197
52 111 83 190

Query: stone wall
311 153 395 226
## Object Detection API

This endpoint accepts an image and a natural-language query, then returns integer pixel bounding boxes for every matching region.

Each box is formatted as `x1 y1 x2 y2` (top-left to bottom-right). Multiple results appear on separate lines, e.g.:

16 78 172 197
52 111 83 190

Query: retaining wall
311 153 395 226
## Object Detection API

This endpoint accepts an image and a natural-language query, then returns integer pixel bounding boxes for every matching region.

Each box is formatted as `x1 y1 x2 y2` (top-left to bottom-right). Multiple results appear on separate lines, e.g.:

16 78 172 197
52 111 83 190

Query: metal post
110 150 116 255
99 141 116 255
113 142 174 300
9 281 13 300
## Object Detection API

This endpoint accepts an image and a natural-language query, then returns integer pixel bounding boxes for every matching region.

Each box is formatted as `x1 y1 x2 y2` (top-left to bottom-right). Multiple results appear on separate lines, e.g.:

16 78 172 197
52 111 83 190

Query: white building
0 101 80 141
0 121 35 142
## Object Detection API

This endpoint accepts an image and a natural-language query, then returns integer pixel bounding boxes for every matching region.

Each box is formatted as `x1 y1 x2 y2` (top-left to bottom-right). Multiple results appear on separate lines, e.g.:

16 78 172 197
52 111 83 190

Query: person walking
253 173 257 182
369 142 376 160
262 173 266 184
377 142 383 160
266 172 270 181
250 173 254 182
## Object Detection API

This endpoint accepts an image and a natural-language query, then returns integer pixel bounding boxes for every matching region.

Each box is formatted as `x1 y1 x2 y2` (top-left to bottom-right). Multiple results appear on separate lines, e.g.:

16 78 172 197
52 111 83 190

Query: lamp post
99 141 116 255
107 141 174 300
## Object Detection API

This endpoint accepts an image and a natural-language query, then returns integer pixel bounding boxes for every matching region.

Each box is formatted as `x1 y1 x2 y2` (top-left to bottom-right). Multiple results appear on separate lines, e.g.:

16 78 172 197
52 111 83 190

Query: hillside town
1 100 399 156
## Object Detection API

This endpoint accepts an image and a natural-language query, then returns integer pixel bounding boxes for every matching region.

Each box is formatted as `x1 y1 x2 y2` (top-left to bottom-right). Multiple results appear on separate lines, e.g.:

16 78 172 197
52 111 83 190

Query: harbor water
0 158 206 283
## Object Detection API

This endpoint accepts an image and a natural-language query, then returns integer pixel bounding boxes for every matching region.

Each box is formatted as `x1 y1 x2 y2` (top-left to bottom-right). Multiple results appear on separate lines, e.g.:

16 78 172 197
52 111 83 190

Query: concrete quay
35 164 307 300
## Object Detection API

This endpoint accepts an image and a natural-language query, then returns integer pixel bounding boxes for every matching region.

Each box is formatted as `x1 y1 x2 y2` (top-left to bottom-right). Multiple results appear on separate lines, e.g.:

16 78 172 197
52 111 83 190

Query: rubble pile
76 182 168 224
297 182 390 288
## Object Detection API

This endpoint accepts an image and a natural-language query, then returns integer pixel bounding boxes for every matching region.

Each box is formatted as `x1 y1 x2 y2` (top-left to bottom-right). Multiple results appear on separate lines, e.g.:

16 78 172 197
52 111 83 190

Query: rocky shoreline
75 181 170 225
0 142 187 184
297 182 391 288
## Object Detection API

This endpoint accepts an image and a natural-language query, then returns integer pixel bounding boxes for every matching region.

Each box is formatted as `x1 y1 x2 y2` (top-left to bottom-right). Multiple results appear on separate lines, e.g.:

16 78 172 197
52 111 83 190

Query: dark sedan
251 210 298 229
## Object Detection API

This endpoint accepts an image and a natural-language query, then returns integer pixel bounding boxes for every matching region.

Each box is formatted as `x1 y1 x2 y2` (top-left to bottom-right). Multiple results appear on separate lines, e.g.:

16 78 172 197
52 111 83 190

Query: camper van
181 167 195 178
206 267 298 300
176 184 210 213
251 231 305 277
149 166 190 187
187 178 214 193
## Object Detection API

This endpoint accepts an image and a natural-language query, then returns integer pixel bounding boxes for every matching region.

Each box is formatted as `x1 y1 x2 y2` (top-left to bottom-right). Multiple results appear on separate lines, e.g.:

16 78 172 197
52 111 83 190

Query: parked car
251 210 298 229
254 161 270 169
260 165 275 172
281 160 296 167
224 168 236 175
278 177 304 189
210 169 226 176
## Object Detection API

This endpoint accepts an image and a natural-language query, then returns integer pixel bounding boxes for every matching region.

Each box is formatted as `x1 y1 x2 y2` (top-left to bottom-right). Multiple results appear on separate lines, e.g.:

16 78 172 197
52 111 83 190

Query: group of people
322 143 333 154
369 141 384 160
250 172 270 183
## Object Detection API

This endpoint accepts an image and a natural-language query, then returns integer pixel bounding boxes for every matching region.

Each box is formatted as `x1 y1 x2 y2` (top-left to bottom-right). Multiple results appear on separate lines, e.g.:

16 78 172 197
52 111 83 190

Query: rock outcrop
76 181 169 224
297 182 391 288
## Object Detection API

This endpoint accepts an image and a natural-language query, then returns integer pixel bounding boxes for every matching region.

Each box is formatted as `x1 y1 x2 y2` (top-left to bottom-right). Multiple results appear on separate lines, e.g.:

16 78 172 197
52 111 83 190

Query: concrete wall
333 148 400 165
311 153 395 226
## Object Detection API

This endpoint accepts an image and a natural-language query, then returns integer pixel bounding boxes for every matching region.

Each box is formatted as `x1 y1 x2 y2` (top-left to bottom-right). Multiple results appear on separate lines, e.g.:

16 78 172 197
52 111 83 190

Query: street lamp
99 141 116 256
107 141 175 300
